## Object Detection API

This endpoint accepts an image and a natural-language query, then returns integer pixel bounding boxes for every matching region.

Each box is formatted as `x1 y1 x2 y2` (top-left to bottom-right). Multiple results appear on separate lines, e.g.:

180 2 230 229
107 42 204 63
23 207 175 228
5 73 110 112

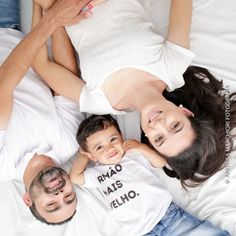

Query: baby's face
86 126 125 165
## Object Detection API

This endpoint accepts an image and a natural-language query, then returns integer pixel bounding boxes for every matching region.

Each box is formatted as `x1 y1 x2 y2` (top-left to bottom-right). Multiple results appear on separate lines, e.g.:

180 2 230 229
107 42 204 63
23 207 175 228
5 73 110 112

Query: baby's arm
167 0 192 49
123 139 166 168
69 152 90 186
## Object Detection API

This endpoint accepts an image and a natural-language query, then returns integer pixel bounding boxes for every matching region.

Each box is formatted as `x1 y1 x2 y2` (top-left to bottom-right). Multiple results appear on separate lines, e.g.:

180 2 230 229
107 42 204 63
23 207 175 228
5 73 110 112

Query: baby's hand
123 139 149 153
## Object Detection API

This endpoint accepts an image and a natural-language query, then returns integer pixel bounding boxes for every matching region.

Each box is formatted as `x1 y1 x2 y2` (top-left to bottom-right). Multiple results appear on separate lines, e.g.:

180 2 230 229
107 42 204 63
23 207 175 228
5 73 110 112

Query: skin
85 126 125 165
69 124 166 186
23 155 77 223
31 0 194 158
140 98 195 157
0 0 95 224
23 0 105 223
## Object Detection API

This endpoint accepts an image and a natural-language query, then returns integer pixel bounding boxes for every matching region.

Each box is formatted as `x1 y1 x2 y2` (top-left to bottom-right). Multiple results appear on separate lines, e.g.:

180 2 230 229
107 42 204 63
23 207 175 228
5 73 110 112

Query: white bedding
0 0 236 235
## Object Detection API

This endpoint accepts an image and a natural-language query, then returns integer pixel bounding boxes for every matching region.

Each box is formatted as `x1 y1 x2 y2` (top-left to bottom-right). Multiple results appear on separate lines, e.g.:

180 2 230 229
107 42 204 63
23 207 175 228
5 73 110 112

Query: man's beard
29 166 67 198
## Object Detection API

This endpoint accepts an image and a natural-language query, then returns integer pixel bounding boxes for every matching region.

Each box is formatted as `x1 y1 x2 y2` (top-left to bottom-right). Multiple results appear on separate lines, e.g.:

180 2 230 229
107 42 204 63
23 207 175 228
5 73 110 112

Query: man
0 0 91 225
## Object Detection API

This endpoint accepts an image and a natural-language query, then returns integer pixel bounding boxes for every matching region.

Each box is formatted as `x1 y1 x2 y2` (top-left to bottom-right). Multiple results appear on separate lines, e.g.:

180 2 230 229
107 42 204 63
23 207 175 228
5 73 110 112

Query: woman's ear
179 105 194 117
23 193 33 207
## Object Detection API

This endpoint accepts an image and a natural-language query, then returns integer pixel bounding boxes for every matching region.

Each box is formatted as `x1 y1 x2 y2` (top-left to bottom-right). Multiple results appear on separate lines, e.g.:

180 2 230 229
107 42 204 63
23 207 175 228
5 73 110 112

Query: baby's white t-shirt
83 151 173 236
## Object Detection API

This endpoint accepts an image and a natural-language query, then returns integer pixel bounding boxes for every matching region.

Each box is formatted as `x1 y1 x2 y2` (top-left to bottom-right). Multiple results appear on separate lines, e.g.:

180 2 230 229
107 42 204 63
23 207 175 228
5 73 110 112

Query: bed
1 0 236 235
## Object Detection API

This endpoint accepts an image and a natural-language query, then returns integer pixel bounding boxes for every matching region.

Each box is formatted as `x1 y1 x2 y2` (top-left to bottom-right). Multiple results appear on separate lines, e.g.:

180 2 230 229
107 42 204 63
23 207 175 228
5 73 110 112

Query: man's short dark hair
76 115 121 151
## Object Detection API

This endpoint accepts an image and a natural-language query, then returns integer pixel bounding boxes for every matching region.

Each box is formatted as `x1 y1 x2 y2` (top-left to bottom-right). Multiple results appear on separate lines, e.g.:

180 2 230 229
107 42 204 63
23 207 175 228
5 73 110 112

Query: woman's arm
167 0 192 49
123 139 167 168
32 2 87 101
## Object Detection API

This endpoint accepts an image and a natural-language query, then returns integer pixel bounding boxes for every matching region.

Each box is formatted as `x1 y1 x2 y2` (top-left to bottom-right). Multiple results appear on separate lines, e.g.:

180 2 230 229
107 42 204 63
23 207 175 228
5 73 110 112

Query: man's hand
38 0 107 27
35 0 107 11
45 0 93 27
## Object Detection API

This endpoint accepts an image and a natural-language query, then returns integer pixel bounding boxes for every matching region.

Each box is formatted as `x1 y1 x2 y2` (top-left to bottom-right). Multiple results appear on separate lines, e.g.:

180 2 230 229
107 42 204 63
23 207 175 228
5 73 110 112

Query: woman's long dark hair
146 66 236 188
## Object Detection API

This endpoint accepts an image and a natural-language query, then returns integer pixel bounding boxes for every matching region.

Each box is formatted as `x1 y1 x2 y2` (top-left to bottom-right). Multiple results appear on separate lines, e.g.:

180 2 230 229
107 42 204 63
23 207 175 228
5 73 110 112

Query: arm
69 153 90 186
167 0 192 49
32 2 87 101
0 0 92 130
32 0 106 101
123 139 166 168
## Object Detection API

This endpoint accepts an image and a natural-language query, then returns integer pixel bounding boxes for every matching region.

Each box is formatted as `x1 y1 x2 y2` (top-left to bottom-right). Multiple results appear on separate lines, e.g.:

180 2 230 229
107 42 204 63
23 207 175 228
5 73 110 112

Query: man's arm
32 2 88 102
123 139 167 168
167 0 192 49
0 0 92 130
32 0 106 101
69 153 89 186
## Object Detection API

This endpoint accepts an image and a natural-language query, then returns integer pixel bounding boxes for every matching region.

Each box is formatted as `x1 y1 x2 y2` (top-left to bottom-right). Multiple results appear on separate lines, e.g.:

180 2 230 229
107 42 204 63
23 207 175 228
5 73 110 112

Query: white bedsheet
0 0 236 235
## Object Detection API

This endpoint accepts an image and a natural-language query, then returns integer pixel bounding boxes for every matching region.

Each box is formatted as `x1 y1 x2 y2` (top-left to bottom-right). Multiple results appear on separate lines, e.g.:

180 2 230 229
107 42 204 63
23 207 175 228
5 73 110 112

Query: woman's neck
102 68 166 111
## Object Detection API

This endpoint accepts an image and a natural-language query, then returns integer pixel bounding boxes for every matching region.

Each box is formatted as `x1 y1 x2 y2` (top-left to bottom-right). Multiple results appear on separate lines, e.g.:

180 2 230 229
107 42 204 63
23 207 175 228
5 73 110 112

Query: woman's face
141 100 195 157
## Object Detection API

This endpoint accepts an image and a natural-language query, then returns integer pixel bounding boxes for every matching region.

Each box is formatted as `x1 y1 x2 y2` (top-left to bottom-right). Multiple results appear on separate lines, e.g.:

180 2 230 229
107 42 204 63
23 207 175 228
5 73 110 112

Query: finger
67 11 92 26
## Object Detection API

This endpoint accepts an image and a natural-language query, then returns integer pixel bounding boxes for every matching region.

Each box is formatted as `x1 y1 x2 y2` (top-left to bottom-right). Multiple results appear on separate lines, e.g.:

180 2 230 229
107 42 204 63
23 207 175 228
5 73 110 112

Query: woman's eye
172 122 179 129
154 136 163 143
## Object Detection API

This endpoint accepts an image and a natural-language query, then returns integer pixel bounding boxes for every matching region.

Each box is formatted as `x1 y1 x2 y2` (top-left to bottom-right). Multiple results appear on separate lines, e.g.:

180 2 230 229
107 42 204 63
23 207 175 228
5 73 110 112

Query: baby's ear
79 149 96 161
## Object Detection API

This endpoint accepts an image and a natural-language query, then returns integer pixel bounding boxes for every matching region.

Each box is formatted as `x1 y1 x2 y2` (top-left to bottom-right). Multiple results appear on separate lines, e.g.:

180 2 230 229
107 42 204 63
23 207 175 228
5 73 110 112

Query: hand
45 0 93 27
123 139 149 153
34 0 106 11
39 0 107 27
33 0 57 11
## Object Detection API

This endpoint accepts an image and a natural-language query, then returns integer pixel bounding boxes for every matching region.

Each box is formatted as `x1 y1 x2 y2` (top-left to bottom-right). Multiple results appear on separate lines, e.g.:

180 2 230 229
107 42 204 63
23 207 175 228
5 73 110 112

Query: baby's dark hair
76 114 121 151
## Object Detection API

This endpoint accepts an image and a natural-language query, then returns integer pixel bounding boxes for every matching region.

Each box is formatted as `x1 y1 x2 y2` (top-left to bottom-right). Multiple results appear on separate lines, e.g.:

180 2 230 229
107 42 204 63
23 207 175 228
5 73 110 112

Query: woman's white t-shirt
66 0 195 115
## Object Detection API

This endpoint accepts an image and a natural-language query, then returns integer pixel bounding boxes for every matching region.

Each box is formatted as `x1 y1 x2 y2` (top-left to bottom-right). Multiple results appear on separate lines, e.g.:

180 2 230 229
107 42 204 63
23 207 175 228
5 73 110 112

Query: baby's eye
111 136 118 142
96 145 103 151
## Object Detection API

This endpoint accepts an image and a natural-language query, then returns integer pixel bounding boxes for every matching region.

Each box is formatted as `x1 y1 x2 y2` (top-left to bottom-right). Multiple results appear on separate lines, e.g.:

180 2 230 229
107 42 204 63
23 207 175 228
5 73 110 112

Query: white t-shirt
66 0 195 115
0 29 84 181
83 151 173 236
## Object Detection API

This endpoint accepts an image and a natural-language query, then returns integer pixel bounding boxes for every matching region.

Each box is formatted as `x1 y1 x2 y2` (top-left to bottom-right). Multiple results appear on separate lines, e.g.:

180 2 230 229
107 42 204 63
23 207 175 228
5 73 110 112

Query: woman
34 0 236 187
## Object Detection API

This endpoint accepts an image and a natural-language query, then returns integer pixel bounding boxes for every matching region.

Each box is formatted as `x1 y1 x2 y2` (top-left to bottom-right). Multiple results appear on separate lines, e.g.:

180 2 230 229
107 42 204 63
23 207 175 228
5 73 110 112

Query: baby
70 114 229 236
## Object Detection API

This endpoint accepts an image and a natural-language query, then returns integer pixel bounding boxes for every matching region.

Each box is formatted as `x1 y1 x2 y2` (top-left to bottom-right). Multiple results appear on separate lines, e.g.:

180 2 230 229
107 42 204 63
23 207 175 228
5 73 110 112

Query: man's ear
79 149 97 162
179 106 194 117
23 193 33 207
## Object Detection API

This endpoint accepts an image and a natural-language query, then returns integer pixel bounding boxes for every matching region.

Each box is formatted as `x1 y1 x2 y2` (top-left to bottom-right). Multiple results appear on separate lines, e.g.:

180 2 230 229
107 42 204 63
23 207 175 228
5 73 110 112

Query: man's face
29 166 77 223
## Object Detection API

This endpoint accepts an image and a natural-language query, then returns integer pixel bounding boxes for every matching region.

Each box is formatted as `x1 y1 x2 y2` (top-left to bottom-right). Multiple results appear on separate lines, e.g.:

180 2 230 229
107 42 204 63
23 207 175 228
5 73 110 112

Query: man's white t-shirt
0 29 84 181
66 0 195 115
83 151 173 236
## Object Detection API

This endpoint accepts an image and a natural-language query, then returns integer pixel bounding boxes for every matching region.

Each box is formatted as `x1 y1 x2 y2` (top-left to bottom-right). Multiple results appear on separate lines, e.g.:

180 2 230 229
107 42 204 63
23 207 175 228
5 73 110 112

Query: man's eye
47 202 55 207
65 192 74 200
